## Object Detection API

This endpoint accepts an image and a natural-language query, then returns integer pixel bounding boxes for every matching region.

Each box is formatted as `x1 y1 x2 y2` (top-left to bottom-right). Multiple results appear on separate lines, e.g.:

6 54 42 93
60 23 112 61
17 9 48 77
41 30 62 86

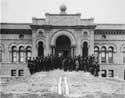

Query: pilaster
32 30 37 58
89 30 94 55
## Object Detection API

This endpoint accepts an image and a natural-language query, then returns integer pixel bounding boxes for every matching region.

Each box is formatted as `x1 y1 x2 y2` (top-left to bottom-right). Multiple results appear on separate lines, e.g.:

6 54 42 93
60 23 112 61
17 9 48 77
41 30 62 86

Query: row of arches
0 41 125 64
37 36 89 58
11 45 32 63
94 45 125 64
94 44 117 51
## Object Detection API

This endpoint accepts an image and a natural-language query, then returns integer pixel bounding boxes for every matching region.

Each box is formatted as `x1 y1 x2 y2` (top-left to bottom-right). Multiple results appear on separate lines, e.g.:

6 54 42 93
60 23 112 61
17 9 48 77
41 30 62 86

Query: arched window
94 46 99 62
84 32 88 37
19 33 24 39
12 46 17 63
38 42 44 57
19 46 25 62
26 46 32 61
123 47 125 63
101 46 106 63
108 47 114 63
39 31 43 35
0 47 2 62
82 42 88 58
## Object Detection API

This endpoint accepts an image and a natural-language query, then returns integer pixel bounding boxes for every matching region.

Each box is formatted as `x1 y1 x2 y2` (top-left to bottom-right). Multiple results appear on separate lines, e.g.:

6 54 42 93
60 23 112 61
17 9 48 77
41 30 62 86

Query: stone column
106 52 109 64
24 50 26 63
73 47 74 57
99 52 102 64
71 47 73 57
16 51 19 63
76 39 81 56
72 48 74 57
51 46 55 56
71 46 74 57
73 47 76 56
51 47 53 56
71 46 76 57
53 47 55 55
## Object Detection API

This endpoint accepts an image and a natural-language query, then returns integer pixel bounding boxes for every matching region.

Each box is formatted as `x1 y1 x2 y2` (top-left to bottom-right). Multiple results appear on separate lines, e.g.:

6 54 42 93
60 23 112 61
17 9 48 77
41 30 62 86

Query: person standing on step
95 61 100 76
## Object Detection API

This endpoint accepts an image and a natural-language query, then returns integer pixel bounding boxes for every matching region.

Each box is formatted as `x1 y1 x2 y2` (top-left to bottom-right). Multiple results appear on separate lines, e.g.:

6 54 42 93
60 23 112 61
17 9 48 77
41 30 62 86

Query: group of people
28 55 100 76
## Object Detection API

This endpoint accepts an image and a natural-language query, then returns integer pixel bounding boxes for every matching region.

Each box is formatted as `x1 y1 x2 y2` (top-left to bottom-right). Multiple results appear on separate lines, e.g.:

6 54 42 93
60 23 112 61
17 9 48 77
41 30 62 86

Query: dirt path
1 70 125 98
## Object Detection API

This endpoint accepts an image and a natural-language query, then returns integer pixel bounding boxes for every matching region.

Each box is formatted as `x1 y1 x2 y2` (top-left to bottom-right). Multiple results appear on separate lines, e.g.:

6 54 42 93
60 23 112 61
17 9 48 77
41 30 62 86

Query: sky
1 0 125 24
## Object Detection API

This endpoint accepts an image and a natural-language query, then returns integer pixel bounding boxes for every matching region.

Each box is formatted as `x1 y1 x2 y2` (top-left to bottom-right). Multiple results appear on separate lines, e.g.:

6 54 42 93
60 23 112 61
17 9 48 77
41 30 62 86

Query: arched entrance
56 35 71 57
38 41 44 57
82 42 88 58
51 30 76 57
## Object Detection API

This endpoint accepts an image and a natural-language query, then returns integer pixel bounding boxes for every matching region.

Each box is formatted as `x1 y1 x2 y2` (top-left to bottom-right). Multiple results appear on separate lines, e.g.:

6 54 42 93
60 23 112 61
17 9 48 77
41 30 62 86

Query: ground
0 70 125 98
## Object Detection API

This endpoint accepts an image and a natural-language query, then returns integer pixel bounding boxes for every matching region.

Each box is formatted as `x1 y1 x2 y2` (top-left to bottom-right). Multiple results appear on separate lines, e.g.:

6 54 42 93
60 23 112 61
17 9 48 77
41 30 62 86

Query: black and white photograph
0 0 125 98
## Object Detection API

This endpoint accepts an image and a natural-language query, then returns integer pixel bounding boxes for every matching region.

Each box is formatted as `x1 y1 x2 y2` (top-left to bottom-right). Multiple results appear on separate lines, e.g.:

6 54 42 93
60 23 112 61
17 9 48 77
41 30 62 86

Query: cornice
30 25 96 30
1 29 32 34
95 29 125 34
94 40 125 41
0 39 32 41
45 13 81 16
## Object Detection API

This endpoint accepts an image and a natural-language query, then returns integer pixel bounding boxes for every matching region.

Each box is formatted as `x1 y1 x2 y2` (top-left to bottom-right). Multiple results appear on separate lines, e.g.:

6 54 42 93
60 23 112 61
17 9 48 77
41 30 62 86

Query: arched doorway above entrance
56 35 71 57
50 30 76 57
50 30 76 47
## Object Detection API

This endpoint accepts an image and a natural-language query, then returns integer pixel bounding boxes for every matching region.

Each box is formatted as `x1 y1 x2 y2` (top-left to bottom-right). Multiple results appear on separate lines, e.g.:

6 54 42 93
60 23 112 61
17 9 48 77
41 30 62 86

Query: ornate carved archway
50 30 76 57
50 30 76 47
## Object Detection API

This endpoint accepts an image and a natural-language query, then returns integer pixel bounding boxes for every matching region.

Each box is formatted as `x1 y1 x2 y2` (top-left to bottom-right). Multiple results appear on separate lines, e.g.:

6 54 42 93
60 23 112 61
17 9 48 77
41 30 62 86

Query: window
108 70 114 77
108 47 114 63
0 47 2 62
12 46 17 63
39 31 43 35
18 70 24 76
102 34 106 39
26 46 32 61
101 47 106 63
11 69 16 76
82 42 88 58
38 42 44 57
101 70 107 77
19 46 25 62
123 47 125 63
94 46 99 62
19 33 24 39
83 32 88 37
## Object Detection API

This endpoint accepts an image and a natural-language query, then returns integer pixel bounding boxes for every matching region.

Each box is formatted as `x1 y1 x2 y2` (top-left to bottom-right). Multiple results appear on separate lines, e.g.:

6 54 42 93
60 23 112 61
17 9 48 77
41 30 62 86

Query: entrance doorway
38 41 44 57
56 35 71 57
82 42 88 58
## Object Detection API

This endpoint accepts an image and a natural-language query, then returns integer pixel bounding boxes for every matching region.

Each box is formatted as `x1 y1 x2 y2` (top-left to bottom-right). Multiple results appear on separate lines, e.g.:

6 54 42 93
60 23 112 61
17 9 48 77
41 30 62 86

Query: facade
0 6 125 79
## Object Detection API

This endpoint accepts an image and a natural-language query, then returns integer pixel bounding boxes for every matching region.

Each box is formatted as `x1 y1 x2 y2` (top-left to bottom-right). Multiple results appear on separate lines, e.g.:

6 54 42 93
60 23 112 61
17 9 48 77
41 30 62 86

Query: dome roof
60 5 67 14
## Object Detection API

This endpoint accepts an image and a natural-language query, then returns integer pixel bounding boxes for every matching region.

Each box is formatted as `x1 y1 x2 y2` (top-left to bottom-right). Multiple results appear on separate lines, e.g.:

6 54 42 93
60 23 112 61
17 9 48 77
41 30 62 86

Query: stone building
0 5 125 79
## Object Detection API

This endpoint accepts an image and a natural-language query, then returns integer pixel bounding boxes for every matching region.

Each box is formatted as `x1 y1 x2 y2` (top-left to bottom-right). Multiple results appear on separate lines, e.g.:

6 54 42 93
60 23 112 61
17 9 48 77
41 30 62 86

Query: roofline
95 23 125 25
1 23 125 25
45 13 81 16
0 23 32 25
